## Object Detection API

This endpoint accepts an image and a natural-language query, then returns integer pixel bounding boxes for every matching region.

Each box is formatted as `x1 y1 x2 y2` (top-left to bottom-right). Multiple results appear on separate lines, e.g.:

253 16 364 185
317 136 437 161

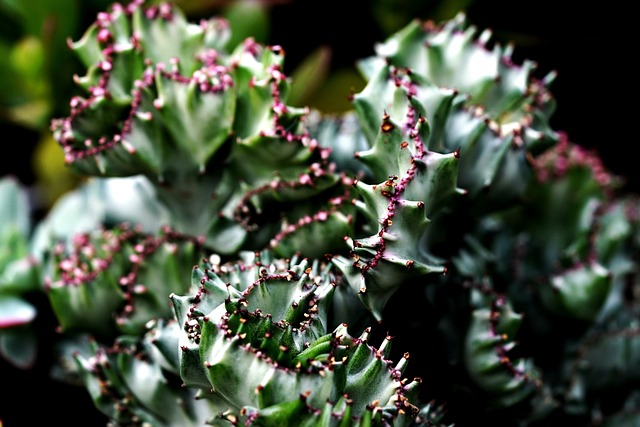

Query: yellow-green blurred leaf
307 68 366 114
223 0 270 47
33 134 81 208
288 45 331 108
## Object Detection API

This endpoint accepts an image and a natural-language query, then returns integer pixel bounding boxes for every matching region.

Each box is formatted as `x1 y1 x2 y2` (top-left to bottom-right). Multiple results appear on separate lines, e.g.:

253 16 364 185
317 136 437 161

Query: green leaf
288 46 332 108
0 176 30 236
0 324 37 369
0 295 36 328
223 0 270 48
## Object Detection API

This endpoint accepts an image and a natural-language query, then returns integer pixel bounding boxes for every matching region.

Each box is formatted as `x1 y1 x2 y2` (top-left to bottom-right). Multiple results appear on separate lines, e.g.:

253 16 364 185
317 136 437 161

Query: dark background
1 0 636 425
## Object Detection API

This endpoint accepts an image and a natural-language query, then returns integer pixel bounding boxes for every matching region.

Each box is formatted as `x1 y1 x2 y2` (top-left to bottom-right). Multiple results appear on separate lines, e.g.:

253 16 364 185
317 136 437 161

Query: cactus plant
1 1 639 426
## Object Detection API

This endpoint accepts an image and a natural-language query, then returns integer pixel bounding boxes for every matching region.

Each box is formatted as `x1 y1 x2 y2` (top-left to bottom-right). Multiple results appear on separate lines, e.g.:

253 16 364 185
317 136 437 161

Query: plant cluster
1 1 639 426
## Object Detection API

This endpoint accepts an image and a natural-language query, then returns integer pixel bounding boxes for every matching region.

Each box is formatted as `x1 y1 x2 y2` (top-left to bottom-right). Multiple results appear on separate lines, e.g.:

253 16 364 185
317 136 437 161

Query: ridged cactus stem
50 0 349 255
169 252 427 425
463 280 542 408
45 223 205 337
266 175 354 252
353 114 427 273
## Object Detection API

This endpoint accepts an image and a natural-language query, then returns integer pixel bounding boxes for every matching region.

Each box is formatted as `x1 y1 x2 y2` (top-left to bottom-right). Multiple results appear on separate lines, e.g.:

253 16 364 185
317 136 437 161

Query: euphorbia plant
1 1 639 426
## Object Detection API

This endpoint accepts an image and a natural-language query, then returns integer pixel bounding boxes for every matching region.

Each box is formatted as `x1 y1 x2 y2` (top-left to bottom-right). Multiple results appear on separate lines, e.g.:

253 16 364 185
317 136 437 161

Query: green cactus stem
330 108 455 321
352 15 559 215
73 319 223 426
356 13 558 155
464 284 542 408
170 251 426 426
327 11 566 321
50 0 351 257
443 132 640 420
45 223 204 338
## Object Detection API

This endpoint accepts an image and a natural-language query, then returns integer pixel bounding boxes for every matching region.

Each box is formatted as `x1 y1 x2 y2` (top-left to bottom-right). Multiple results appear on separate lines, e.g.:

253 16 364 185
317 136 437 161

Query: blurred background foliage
1 0 635 218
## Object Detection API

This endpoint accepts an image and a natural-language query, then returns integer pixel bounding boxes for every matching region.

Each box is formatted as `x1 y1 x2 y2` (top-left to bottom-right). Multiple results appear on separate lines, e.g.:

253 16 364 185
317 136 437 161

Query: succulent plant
1 1 639 426
48 0 351 258
169 251 429 426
